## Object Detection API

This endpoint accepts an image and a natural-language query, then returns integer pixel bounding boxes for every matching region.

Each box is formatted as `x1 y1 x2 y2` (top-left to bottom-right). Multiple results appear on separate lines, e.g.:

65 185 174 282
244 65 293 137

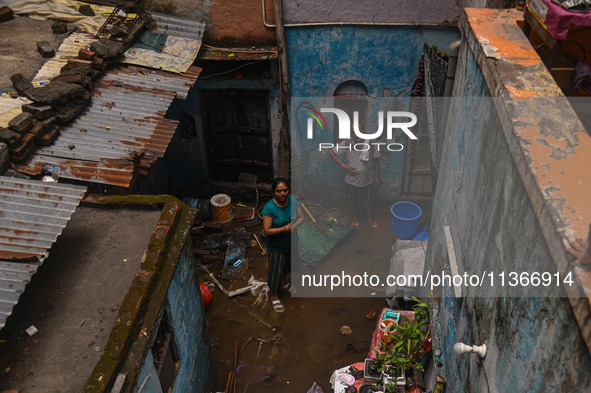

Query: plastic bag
307 381 325 393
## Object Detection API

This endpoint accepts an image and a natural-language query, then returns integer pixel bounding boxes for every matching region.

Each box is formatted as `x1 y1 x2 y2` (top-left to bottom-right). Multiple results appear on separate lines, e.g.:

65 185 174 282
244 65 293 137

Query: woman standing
262 178 304 313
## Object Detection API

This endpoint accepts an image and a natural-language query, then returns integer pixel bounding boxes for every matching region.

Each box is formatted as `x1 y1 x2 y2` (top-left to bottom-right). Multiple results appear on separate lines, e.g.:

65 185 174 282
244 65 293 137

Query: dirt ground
0 15 70 93
201 200 431 393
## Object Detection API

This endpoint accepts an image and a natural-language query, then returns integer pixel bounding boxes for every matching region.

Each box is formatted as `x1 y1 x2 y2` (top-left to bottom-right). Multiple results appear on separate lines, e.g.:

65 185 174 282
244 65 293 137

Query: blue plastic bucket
390 201 422 239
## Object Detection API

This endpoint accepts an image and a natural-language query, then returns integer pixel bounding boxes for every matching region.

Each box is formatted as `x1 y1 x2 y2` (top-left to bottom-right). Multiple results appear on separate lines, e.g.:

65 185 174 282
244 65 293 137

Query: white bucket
210 194 233 223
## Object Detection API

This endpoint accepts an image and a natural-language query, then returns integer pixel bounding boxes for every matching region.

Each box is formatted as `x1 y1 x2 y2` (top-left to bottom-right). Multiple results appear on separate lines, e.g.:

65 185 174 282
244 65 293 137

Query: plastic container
379 318 398 343
390 201 422 239
413 226 430 241
210 194 233 223
182 197 212 221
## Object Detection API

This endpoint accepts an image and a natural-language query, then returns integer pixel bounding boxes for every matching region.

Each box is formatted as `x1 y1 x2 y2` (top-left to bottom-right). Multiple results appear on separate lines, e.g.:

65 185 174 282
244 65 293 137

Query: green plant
373 299 430 375
410 297 430 331
385 381 398 393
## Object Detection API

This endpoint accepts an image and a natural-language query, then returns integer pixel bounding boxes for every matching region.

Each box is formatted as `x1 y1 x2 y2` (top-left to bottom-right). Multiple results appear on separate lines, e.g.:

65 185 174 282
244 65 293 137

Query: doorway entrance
201 89 273 183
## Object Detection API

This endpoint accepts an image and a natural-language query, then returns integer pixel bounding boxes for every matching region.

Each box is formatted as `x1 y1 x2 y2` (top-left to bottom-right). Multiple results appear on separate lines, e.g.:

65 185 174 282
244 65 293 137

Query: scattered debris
0 6 13 23
78 4 95 16
8 112 33 134
253 233 267 255
25 325 38 336
51 21 68 34
36 41 55 58
204 221 223 232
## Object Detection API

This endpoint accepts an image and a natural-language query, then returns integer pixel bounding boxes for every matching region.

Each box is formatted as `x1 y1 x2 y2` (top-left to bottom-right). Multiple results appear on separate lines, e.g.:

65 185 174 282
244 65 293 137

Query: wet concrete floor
202 201 431 393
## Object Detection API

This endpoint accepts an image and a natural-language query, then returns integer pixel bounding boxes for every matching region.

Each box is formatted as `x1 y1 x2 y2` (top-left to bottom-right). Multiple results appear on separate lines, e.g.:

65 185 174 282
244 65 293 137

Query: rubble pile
0 8 153 167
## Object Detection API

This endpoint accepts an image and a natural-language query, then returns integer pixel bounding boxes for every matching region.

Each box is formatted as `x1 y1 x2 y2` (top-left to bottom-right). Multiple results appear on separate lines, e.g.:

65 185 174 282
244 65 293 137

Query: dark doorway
201 89 272 182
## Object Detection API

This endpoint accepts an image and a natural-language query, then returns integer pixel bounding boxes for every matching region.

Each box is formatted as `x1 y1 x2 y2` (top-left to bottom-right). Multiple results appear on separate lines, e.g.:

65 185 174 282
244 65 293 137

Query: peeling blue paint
431 27 591 393
134 242 216 393
286 25 459 201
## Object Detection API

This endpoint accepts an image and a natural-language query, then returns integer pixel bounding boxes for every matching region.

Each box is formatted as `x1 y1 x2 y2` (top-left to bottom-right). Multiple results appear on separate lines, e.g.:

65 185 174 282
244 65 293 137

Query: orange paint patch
467 8 540 60
506 85 536 97
515 124 591 238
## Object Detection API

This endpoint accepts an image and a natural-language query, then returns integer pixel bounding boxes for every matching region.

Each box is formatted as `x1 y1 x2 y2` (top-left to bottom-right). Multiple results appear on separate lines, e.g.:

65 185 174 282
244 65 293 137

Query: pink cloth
528 0 591 40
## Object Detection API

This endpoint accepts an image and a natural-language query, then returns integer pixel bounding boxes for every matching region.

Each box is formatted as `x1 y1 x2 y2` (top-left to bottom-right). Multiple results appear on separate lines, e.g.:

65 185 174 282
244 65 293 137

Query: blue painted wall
134 241 216 393
286 25 460 203
428 32 591 392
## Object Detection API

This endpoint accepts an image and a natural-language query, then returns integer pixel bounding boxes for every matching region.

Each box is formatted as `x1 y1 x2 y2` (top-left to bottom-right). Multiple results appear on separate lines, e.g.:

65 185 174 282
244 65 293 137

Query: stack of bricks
2 12 151 169
0 109 61 164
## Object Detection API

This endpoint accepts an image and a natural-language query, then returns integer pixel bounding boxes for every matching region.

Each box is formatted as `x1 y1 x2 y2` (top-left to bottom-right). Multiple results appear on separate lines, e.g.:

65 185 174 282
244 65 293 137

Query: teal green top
262 195 299 253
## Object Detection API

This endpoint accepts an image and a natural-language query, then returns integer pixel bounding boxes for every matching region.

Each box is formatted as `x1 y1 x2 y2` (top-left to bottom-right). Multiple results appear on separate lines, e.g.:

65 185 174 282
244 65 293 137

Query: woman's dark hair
272 177 290 192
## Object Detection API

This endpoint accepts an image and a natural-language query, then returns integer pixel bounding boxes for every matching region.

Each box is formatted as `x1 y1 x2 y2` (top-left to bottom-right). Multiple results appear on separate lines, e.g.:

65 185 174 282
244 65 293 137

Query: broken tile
78 48 95 61
0 127 22 149
0 143 9 174
78 4 95 16
37 125 60 147
92 56 106 72
51 21 68 34
67 58 93 67
0 6 13 23
8 132 35 164
37 41 55 58
52 73 92 90
8 112 33 134
28 123 44 141
22 103 54 120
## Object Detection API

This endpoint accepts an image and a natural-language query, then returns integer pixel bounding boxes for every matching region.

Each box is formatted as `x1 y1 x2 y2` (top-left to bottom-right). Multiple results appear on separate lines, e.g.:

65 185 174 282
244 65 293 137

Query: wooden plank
109 373 127 393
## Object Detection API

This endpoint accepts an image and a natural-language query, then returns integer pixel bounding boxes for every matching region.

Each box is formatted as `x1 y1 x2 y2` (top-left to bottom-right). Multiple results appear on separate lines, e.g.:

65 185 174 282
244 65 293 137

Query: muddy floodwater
203 202 423 393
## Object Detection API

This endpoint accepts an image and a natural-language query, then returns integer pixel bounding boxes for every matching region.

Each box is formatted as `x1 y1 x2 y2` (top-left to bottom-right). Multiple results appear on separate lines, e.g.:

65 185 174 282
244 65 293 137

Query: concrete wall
427 9 591 393
287 26 460 202
141 0 503 50
282 0 487 25
134 242 216 393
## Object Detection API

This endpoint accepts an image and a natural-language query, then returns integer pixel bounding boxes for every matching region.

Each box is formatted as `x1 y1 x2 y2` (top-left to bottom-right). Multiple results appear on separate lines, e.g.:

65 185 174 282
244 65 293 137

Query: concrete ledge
460 7 591 353
82 195 195 393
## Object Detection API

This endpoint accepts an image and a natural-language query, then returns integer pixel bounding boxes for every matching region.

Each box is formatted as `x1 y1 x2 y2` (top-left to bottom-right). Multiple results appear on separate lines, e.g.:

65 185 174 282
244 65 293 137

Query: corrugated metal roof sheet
15 65 201 187
122 13 205 73
0 176 86 329
150 12 206 41
34 32 97 83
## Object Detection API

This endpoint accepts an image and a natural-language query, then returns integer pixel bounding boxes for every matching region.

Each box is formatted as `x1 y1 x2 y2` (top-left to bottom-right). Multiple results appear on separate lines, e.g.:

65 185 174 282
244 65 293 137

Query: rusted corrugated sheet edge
0 261 39 329
16 157 134 188
16 63 196 187
149 12 205 41
0 176 86 330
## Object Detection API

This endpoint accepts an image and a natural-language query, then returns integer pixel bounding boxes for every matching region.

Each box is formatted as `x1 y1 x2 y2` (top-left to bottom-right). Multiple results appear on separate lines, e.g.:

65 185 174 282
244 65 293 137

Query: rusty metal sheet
122 13 205 73
0 176 86 329
34 32 97 84
15 65 201 187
